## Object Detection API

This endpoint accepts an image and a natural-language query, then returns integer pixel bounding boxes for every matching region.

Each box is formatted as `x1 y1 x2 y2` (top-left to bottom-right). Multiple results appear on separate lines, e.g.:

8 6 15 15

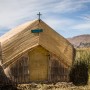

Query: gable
39 20 75 66
0 20 75 68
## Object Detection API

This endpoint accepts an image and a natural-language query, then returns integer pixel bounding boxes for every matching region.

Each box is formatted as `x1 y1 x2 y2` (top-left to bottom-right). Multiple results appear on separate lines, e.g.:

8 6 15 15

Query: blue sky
0 0 90 38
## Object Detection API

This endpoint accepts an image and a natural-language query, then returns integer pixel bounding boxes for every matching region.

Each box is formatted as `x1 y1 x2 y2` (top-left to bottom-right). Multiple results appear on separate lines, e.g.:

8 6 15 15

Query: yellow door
28 46 48 82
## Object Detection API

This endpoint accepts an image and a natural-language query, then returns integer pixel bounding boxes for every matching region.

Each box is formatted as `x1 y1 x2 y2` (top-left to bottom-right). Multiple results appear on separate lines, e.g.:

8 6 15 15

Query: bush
69 60 88 85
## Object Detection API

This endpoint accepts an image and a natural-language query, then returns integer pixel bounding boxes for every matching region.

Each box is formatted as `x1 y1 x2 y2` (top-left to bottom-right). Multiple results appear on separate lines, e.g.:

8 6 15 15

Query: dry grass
76 48 90 60
17 82 90 90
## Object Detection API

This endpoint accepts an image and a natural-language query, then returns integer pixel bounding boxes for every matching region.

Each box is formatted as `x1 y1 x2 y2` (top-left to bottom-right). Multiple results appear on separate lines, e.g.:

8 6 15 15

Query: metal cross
37 12 42 22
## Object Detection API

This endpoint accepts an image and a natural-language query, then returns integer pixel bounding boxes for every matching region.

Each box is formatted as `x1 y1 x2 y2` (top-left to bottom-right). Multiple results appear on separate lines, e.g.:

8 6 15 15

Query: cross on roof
37 12 42 22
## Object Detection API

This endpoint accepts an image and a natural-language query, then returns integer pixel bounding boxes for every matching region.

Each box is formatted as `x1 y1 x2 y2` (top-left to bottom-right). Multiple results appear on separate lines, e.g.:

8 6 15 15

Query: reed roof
0 19 75 68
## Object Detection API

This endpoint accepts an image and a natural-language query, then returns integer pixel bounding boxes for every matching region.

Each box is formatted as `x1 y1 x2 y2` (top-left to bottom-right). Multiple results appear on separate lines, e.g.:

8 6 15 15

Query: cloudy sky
0 0 90 38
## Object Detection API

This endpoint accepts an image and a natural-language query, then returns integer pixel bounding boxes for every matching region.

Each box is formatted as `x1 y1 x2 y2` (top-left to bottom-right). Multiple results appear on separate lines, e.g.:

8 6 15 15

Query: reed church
0 14 75 83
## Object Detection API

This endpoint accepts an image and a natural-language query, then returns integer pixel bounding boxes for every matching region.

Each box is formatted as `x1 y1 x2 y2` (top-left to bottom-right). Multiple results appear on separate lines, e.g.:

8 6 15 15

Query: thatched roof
0 19 75 68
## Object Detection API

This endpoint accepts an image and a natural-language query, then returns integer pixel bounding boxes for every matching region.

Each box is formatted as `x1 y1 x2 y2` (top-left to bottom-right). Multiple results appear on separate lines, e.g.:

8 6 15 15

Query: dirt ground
17 82 90 90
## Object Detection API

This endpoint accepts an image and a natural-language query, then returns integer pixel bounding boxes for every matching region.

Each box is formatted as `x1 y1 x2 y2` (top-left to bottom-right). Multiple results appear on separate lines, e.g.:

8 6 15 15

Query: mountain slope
67 34 90 48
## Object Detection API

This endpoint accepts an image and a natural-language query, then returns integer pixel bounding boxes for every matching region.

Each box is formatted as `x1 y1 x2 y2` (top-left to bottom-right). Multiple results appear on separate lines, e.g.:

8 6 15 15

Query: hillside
67 34 90 48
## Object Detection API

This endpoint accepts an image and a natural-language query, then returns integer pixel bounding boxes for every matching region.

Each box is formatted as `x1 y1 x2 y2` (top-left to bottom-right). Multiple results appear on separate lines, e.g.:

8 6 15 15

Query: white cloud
0 0 89 28
0 0 57 28
52 0 90 13
73 23 90 30
80 14 90 21
0 0 90 37
44 17 75 30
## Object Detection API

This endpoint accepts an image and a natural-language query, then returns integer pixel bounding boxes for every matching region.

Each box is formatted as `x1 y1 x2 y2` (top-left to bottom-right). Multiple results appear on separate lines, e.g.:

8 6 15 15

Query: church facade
0 20 75 83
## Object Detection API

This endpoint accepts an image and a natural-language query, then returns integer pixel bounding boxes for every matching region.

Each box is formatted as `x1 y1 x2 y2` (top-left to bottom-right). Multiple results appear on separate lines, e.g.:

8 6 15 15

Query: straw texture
0 19 75 68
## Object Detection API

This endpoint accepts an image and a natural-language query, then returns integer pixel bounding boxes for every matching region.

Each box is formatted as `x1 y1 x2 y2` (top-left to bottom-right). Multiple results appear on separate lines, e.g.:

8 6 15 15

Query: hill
67 34 90 48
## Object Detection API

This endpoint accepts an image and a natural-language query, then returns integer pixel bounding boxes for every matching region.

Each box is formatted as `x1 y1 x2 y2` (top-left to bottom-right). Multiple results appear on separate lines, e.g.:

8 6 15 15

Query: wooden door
28 46 48 82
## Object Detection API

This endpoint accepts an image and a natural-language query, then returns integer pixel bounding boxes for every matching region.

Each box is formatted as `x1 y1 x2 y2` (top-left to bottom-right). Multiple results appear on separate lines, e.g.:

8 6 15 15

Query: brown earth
67 34 90 48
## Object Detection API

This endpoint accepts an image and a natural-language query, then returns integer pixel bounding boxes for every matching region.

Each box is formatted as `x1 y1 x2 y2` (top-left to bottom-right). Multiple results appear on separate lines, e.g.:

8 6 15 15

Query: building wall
4 55 30 83
50 54 69 82
0 42 2 64
4 46 69 84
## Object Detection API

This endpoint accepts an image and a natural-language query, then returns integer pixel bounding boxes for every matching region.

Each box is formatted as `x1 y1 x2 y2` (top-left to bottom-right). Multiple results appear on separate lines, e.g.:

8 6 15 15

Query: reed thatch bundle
0 19 75 68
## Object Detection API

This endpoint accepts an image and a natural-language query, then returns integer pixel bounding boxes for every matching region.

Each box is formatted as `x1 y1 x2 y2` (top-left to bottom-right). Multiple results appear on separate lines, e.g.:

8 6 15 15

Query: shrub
69 60 88 85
